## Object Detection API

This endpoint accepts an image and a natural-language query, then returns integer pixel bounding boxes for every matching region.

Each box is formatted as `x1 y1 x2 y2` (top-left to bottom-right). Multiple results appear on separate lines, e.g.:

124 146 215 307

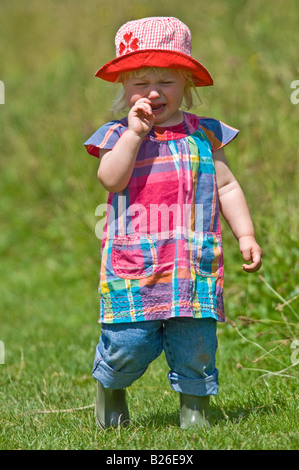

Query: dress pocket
112 234 158 279
193 232 223 277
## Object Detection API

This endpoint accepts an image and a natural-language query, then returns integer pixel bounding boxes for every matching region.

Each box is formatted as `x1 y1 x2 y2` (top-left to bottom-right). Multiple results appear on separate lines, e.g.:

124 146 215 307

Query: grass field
0 0 298 450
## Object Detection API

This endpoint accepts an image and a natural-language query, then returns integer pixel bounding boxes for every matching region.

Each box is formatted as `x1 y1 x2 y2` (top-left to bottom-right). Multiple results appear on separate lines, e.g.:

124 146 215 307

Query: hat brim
95 50 213 87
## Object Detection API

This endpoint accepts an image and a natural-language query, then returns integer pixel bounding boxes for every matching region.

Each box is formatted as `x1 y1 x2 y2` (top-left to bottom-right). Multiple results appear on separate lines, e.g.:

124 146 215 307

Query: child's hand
239 236 262 273
128 98 155 138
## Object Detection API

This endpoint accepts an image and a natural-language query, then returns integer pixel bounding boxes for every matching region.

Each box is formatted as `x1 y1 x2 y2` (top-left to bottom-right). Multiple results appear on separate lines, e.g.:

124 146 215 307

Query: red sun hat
95 17 213 87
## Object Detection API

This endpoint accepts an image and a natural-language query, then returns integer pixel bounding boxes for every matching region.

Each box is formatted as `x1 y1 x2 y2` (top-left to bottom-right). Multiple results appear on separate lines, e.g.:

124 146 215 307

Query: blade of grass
259 275 299 320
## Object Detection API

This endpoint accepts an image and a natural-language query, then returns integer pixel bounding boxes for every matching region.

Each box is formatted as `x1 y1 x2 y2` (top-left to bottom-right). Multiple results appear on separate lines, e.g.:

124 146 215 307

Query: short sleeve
83 119 127 158
198 117 239 152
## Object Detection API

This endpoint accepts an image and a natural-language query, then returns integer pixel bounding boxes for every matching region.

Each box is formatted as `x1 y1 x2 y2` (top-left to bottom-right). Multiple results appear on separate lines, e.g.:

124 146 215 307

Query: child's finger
134 105 153 122
134 99 153 114
242 250 262 272
241 248 251 261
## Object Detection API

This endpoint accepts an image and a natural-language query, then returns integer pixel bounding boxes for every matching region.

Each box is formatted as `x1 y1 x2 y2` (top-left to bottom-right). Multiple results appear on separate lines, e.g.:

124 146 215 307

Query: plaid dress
84 112 238 324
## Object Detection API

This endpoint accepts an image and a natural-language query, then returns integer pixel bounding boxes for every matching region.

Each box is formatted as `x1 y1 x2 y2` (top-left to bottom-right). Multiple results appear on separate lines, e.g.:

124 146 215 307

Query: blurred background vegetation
0 0 298 450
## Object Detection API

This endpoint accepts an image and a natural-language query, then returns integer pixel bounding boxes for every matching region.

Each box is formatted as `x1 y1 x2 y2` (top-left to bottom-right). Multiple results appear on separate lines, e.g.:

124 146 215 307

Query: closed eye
132 81 174 86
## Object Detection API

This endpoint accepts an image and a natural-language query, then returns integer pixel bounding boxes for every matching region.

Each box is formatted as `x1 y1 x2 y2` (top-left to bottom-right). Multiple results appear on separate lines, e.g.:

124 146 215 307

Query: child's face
123 69 186 127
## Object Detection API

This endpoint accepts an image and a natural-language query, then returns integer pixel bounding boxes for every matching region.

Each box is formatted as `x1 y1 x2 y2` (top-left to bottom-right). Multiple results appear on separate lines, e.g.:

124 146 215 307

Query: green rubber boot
95 381 130 430
180 393 210 429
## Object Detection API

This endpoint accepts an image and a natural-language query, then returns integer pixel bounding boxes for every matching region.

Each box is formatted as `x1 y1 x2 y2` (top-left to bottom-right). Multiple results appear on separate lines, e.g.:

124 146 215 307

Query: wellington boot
95 381 130 430
180 393 210 429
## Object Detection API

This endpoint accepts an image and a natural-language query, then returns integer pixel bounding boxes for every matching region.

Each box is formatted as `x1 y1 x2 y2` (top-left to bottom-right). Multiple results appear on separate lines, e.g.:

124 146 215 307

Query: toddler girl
84 17 262 429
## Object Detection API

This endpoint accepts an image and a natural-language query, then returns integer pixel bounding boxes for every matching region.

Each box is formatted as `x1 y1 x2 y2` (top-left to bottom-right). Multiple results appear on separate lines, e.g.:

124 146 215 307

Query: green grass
0 0 298 450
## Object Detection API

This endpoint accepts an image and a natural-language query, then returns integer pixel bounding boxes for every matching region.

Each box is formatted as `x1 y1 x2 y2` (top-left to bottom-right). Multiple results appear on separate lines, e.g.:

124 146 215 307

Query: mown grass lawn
0 0 298 450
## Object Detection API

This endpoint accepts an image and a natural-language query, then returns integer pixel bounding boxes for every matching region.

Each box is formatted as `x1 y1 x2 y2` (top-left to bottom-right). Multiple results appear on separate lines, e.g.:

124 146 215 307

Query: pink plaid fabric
115 17 192 58
84 113 239 324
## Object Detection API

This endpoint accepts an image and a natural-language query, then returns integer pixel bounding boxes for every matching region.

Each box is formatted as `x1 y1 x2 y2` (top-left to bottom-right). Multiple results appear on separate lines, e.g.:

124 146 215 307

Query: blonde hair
111 67 201 114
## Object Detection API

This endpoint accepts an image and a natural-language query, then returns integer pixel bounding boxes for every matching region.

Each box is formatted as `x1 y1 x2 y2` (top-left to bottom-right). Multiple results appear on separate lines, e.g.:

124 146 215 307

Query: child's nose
147 87 161 100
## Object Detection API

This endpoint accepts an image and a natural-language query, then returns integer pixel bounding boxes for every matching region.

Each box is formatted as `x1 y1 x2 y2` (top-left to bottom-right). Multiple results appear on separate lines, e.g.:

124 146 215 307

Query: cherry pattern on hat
119 33 140 55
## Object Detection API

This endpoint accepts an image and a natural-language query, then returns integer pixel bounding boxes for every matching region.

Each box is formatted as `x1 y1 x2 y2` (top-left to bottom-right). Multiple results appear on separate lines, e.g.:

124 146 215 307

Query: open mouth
151 104 166 114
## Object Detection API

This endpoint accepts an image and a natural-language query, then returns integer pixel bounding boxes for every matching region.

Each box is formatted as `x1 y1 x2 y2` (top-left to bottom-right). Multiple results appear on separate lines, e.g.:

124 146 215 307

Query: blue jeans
92 317 218 396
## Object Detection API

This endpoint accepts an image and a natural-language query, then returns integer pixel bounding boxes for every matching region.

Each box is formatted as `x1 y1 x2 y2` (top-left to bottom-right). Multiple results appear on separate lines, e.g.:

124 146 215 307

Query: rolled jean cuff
168 368 219 396
92 358 147 389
